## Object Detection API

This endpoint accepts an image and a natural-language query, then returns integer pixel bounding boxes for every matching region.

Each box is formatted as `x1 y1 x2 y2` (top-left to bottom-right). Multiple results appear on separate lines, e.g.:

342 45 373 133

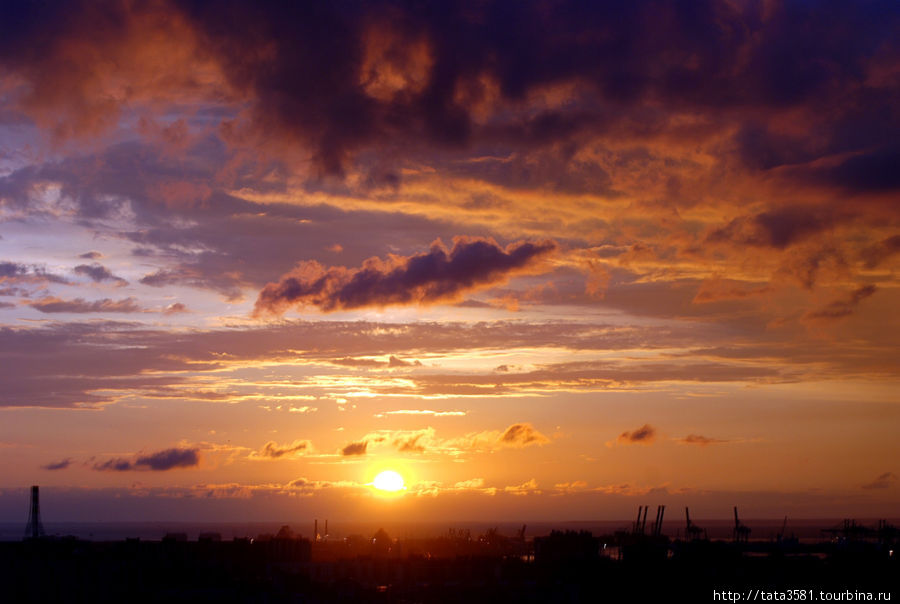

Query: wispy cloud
250 440 312 460
29 296 142 314
676 434 728 446
374 409 466 418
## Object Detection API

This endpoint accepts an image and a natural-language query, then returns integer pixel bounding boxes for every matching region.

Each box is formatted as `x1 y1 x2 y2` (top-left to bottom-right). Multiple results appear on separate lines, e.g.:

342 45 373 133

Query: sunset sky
1 0 898 524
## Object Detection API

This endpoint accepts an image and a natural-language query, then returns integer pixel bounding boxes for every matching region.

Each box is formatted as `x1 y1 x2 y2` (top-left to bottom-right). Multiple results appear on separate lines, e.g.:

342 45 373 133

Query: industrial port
2 487 896 602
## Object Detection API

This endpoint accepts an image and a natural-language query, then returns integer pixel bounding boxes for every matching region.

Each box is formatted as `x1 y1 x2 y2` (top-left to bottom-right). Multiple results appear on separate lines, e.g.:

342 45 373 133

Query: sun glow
372 470 406 492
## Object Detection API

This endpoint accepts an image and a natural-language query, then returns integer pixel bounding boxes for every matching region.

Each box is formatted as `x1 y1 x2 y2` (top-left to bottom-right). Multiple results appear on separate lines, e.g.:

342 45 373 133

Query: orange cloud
341 441 368 456
499 423 550 448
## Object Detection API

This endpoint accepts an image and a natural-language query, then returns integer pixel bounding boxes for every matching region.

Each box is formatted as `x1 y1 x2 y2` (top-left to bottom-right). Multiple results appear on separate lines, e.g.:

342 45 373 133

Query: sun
372 470 406 492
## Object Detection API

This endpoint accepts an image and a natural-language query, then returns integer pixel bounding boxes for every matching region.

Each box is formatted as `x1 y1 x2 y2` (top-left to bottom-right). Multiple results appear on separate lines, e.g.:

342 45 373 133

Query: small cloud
288 405 317 414
325 244 343 253
609 424 656 447
78 251 103 260
393 433 426 453
554 480 588 491
388 355 421 368
677 434 728 446
861 472 897 490
163 302 189 315
453 478 486 489
41 458 73 471
73 263 127 284
341 441 368 456
504 478 540 496
253 440 311 459
499 423 549 448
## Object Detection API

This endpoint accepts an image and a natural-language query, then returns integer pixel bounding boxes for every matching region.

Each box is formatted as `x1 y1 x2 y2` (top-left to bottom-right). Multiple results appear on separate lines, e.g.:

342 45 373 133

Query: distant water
4 518 894 543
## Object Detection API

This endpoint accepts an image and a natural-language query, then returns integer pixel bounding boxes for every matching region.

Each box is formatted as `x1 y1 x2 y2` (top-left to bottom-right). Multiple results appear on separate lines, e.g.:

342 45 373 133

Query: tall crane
652 505 666 537
777 516 788 542
685 507 705 540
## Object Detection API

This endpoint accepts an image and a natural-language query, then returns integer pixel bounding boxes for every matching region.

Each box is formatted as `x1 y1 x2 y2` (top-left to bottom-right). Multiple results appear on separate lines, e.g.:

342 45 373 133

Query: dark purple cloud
29 296 142 314
73 263 127 284
0 262 28 279
135 447 200 470
94 447 200 471
822 143 900 193
707 209 836 249
255 237 556 314
0 261 69 285
0 0 895 193
93 458 135 472
172 0 900 178
41 458 73 470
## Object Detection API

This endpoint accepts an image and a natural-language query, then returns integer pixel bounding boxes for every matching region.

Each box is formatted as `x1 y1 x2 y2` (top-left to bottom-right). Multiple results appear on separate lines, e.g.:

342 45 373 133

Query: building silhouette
24 485 44 539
